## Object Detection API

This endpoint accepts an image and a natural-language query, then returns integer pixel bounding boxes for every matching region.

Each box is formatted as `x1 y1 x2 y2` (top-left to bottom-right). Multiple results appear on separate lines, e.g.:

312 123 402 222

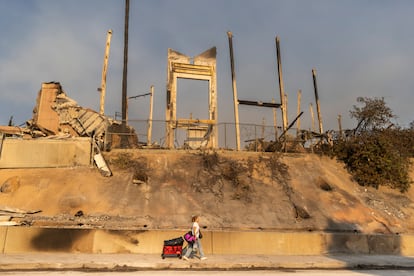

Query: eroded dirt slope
1 150 414 233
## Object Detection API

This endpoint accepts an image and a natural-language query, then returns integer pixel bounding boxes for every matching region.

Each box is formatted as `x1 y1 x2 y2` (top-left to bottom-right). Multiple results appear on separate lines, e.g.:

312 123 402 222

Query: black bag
164 236 184 246
199 230 203 239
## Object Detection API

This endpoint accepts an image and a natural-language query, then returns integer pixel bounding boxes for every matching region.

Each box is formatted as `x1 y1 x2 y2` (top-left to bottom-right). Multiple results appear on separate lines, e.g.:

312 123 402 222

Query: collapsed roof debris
0 82 140 175
1 82 138 148
28 82 111 143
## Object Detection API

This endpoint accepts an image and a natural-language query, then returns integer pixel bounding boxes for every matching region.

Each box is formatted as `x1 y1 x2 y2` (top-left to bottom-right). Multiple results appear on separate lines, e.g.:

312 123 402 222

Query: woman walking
183 215 207 261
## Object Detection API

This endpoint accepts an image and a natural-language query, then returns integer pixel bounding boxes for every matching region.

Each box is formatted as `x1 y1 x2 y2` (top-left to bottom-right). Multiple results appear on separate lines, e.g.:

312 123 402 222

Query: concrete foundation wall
1 227 413 256
0 138 91 168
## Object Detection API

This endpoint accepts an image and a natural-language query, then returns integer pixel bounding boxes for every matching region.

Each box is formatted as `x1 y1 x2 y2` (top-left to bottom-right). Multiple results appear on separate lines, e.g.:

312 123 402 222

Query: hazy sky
1 0 413 134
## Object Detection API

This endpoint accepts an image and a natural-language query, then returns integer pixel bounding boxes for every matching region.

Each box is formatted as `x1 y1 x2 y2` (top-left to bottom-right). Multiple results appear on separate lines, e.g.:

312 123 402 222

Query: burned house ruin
165 47 218 149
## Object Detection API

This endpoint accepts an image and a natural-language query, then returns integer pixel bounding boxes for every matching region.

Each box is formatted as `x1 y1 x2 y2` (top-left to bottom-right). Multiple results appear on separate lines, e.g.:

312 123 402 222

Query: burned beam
128 92 151 100
227 31 241 151
238 100 281 108
0 126 24 135
121 0 129 126
278 111 304 140
276 36 287 132
312 68 324 134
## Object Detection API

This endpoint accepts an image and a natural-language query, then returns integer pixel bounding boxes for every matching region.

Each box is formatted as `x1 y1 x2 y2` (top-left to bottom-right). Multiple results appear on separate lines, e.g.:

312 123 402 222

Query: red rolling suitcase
161 236 184 259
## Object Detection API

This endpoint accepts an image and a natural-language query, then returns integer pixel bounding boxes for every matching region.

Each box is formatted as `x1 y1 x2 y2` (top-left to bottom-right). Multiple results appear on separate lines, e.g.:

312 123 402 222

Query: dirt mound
1 150 414 234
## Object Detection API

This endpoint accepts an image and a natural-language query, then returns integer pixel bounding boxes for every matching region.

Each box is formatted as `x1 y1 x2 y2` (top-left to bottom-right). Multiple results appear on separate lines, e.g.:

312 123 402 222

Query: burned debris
1 82 137 149
0 35 343 157
0 82 140 175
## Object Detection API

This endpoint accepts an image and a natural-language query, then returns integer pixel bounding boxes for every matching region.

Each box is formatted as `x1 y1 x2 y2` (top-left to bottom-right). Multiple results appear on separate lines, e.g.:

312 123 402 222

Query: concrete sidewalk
1 254 414 271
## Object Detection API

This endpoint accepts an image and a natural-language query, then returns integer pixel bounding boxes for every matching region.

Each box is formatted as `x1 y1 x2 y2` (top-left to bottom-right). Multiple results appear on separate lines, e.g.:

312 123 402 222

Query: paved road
1 270 414 276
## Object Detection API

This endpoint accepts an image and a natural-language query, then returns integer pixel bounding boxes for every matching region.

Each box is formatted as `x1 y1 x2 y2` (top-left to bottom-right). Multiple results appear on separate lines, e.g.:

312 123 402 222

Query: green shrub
334 130 411 192
332 97 412 192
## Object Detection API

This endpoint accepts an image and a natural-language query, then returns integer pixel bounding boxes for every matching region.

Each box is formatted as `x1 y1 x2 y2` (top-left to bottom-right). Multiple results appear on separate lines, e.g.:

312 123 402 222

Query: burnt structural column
121 0 129 126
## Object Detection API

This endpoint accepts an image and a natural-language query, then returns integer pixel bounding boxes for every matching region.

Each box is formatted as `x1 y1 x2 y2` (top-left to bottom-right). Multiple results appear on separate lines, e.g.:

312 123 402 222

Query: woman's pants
184 239 205 258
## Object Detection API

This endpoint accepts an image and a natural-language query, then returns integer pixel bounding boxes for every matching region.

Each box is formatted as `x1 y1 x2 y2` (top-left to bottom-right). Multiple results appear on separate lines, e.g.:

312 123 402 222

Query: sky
1 0 413 138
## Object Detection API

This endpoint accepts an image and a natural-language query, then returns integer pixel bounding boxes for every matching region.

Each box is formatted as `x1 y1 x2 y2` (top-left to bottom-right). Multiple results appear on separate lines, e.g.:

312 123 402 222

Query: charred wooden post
147 85 154 145
227 31 241 151
284 93 288 152
312 68 324 134
275 36 287 132
285 93 288 126
120 0 130 148
99 29 112 115
296 90 302 137
337 114 343 139
272 98 278 140
310 103 315 132
121 0 130 126
261 117 265 140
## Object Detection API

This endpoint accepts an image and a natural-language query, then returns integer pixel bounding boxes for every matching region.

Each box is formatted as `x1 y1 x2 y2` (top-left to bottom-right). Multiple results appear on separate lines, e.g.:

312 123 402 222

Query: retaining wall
0 138 91 168
1 227 414 255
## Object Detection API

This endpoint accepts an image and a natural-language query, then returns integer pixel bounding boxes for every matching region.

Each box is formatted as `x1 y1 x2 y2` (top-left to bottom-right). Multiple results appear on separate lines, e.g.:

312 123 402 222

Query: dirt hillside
1 150 414 234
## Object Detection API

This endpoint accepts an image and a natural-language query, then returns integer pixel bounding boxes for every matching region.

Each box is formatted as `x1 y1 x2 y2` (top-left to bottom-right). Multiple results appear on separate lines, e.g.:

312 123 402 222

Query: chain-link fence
109 119 330 152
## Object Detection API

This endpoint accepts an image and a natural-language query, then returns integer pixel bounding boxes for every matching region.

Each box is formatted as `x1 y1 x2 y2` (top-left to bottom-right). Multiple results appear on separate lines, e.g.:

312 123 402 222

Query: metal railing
108 119 324 152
